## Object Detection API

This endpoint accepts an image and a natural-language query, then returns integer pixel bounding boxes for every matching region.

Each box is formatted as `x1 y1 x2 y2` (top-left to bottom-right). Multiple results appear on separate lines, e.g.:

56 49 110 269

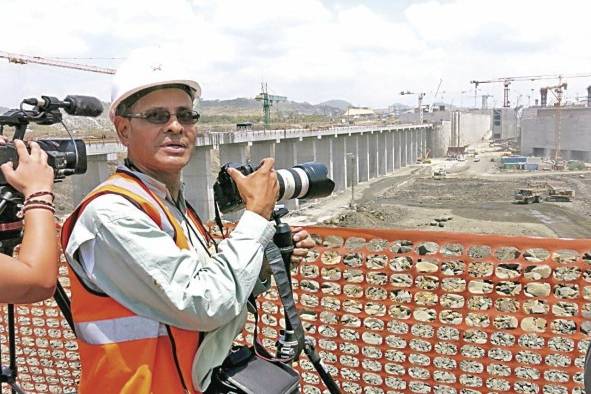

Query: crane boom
470 72 591 108
0 50 115 75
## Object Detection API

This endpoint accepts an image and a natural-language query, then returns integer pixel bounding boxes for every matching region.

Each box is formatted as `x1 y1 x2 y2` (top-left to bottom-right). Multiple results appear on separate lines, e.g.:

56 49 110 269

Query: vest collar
117 164 187 206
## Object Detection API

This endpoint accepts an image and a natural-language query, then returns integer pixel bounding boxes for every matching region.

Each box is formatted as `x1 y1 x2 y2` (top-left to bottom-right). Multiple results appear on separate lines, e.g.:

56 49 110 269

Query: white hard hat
109 47 201 121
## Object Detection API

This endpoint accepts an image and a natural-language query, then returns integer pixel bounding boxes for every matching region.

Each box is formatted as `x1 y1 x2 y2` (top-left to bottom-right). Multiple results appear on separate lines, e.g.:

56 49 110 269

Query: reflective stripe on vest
75 316 168 345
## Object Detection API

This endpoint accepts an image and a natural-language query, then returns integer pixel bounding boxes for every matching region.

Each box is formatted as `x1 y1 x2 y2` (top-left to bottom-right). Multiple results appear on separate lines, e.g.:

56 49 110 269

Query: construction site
3 50 591 394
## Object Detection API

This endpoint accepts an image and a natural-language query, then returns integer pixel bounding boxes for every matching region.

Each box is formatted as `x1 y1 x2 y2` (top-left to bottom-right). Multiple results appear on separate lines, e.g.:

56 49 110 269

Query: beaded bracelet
23 199 54 207
22 204 56 215
24 191 55 203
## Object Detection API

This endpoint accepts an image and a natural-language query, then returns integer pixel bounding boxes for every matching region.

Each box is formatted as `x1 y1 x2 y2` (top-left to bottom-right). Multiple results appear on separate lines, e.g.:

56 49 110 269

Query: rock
430 221 438 226
524 265 552 280
524 282 551 297
438 222 444 227
416 261 438 273
417 242 439 255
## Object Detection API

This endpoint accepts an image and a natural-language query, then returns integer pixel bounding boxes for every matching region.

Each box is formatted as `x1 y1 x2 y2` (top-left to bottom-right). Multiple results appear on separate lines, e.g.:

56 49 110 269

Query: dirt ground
287 144 591 239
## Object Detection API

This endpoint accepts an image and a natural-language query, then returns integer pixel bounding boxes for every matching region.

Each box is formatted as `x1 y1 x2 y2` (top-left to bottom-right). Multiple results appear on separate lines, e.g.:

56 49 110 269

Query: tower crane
400 90 426 124
255 83 286 129
470 73 591 108
0 50 115 74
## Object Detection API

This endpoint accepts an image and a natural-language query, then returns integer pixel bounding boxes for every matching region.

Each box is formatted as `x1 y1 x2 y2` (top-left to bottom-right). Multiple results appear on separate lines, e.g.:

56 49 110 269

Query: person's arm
0 140 58 304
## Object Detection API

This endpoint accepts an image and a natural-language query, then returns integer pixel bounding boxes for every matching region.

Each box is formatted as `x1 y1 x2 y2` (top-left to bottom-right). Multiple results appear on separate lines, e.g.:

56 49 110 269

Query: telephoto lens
276 163 335 201
213 162 335 214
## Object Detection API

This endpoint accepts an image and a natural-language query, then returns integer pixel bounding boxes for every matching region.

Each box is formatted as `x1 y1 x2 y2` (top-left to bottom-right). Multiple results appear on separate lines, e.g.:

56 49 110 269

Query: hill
317 99 352 111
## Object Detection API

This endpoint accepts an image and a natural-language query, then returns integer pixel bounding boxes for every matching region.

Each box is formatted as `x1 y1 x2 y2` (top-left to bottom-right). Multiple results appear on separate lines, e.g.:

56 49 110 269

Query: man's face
116 88 197 181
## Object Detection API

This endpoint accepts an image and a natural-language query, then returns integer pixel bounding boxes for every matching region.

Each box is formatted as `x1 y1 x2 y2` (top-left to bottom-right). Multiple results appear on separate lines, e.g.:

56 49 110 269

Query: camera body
213 161 335 214
214 162 259 214
0 139 87 186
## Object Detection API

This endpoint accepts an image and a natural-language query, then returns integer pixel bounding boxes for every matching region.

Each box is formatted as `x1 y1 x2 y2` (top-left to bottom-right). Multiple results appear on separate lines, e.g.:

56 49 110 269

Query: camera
0 94 100 184
0 94 101 222
214 162 335 213
0 139 87 185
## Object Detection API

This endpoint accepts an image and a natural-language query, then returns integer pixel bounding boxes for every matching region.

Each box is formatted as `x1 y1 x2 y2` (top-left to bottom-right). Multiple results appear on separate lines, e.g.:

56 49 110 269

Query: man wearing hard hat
60 47 314 393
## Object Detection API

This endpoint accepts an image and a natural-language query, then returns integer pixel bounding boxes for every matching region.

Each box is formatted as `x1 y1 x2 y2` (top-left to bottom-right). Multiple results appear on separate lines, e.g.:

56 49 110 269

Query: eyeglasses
124 109 200 125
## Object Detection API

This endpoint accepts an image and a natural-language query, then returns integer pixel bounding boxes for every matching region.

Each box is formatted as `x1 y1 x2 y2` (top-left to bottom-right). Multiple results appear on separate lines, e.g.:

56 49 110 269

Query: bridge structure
75 123 433 219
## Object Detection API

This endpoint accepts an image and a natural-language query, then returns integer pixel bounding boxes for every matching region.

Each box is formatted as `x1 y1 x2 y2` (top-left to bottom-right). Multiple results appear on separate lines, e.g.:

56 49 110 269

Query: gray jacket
64 166 274 391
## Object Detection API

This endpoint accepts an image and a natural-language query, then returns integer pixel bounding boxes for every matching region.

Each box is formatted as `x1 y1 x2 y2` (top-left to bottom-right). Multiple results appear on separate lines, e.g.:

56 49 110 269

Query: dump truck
433 168 446 180
514 188 543 204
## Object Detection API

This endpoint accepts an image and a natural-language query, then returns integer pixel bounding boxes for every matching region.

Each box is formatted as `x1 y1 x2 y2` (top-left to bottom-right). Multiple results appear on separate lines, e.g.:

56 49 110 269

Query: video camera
0 94 103 222
213 161 335 213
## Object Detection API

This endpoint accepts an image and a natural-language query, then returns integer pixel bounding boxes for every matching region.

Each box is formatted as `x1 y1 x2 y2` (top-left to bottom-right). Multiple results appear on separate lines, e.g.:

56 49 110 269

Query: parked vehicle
433 168 447 180
514 188 543 204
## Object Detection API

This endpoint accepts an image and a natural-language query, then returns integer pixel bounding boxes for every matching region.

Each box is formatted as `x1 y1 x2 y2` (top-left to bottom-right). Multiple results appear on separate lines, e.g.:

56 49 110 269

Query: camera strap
252 242 305 362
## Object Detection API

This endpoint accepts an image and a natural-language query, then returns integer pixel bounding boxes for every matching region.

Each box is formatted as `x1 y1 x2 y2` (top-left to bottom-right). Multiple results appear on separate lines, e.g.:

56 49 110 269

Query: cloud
1 0 591 108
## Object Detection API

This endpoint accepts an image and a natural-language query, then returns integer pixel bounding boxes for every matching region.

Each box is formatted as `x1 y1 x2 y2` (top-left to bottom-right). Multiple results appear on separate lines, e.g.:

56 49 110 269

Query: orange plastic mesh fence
236 226 591 394
0 264 78 394
2 226 591 394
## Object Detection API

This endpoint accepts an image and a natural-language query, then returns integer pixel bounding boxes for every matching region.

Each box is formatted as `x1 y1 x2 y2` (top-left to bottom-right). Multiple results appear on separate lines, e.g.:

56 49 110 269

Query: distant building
344 107 376 118
236 122 254 130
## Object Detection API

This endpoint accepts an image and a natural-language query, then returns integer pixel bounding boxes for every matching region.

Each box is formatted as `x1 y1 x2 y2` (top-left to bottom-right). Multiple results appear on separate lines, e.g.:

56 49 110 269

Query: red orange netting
2 226 591 394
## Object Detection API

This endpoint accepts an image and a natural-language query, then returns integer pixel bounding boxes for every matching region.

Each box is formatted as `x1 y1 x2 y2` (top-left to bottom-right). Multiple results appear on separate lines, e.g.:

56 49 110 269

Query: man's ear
113 116 130 146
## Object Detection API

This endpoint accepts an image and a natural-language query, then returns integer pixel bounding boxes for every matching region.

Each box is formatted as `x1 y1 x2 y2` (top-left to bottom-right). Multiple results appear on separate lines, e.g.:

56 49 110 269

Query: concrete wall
456 111 491 145
432 121 451 157
492 108 519 140
399 109 491 148
521 106 591 161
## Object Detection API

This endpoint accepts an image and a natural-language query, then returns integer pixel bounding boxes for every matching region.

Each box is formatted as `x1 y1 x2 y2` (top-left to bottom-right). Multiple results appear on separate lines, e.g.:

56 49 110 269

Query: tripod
0 194 74 394
271 208 341 394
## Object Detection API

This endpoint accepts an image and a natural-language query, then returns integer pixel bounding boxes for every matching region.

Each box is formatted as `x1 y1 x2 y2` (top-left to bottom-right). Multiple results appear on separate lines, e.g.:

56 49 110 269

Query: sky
1 0 591 110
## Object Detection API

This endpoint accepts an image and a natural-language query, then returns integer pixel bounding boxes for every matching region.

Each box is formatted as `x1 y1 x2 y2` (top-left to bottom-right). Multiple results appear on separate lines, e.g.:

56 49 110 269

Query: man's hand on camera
0 140 54 197
290 227 315 267
228 157 278 220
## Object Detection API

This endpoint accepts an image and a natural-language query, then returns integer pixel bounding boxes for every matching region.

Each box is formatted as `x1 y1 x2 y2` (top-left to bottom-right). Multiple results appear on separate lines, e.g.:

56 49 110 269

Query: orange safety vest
61 170 204 394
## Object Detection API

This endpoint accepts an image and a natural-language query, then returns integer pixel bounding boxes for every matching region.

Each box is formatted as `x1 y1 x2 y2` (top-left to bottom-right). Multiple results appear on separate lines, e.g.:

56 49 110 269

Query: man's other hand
228 157 278 220
290 227 315 267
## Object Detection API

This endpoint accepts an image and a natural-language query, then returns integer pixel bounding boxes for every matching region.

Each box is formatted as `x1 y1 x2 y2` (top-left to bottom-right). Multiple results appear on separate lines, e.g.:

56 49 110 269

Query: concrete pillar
386 131 394 173
394 131 401 170
332 135 347 192
315 136 333 181
345 135 358 187
72 154 112 204
184 145 215 220
368 132 378 179
401 130 408 167
296 137 316 163
250 140 275 164
219 142 248 165
426 127 434 157
357 133 369 182
377 131 387 176
410 129 419 164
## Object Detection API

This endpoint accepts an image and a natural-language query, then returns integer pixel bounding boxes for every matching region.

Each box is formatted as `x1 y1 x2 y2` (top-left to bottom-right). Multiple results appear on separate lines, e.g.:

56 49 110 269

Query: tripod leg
0 305 26 394
53 281 74 333
303 338 341 394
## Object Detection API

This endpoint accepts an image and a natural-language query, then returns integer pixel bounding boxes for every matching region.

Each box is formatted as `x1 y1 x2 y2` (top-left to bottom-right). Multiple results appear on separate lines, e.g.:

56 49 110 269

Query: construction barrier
2 226 591 393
